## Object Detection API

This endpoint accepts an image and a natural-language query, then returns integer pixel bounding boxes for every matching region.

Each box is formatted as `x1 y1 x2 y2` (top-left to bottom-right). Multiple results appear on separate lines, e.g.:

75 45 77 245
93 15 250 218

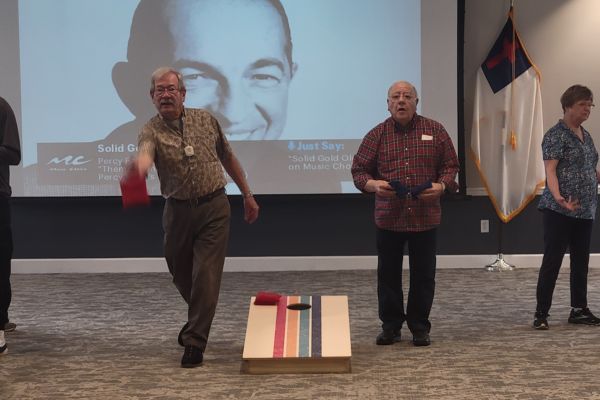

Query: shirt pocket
413 139 437 166
187 133 220 163
157 134 184 162
377 146 403 177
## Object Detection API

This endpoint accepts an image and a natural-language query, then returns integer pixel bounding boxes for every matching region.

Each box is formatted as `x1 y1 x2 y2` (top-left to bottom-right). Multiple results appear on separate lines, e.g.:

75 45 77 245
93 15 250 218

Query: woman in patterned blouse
534 85 600 330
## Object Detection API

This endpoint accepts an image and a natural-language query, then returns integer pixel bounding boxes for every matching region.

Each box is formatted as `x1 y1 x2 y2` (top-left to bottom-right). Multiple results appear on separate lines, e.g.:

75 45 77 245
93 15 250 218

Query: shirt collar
558 118 586 137
393 113 418 132
158 107 186 121
160 107 186 133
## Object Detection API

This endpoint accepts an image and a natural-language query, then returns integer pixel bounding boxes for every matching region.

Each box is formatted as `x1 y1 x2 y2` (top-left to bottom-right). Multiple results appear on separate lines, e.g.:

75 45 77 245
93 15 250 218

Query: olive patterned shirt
538 120 598 219
138 108 232 199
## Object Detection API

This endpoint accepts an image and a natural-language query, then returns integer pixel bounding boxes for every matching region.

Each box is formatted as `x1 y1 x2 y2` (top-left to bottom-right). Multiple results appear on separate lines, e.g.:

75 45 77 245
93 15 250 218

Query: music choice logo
47 155 91 171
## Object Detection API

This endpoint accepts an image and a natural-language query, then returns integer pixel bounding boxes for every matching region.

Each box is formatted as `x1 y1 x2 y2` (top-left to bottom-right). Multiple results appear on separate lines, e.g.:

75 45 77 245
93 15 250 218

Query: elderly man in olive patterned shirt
133 67 259 368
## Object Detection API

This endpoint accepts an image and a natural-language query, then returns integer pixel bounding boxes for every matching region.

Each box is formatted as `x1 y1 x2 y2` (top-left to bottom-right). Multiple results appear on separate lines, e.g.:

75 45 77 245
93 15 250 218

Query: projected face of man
387 81 418 127
168 0 296 140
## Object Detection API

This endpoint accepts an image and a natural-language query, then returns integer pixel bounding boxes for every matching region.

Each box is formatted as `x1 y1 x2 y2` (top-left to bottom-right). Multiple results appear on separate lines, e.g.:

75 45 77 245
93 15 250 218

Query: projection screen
1 0 458 196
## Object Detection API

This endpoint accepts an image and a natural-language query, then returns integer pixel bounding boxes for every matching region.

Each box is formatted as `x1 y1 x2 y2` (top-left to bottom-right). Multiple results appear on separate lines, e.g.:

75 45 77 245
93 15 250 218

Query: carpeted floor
1 268 600 399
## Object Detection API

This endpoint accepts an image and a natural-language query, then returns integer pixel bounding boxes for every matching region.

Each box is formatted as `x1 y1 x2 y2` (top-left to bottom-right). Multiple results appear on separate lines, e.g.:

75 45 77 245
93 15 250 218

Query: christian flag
470 8 544 223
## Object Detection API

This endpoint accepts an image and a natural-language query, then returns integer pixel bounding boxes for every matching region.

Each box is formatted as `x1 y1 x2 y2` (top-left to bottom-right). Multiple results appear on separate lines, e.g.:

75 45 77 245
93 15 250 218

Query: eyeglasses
575 101 595 108
389 92 416 102
154 86 180 96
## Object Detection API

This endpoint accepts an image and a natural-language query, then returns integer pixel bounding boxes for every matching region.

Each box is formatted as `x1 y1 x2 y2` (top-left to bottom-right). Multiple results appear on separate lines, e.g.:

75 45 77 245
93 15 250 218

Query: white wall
465 0 600 190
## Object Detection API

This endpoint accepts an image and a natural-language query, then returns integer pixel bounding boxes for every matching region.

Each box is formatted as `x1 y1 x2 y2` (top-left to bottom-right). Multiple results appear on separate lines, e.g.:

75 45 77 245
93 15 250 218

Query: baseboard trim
12 254 600 273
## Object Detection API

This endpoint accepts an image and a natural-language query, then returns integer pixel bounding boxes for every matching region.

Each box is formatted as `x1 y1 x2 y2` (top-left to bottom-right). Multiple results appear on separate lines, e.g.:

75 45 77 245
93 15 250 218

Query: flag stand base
484 254 515 272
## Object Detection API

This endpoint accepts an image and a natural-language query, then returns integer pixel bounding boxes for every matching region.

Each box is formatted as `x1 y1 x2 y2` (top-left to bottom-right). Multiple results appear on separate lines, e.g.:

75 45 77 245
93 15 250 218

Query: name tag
421 134 433 141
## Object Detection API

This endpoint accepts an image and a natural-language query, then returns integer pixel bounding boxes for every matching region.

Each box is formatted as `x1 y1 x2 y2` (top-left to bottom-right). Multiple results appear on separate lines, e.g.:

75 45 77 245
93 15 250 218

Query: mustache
160 99 175 106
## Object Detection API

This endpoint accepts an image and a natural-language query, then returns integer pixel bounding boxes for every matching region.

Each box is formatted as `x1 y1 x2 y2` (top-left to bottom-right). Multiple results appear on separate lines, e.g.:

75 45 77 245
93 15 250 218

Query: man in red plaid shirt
352 81 459 347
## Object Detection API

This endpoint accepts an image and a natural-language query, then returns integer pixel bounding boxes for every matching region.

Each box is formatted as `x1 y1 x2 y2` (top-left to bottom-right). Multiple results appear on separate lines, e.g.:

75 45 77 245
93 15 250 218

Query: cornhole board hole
241 295 351 374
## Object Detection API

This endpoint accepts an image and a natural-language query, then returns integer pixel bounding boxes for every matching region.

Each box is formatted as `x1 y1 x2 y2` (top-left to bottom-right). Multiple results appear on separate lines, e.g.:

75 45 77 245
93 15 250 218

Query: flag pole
484 2 517 272
484 217 515 271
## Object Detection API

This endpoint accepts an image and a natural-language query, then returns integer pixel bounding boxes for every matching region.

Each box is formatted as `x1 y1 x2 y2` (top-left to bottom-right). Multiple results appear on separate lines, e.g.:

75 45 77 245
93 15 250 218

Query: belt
170 188 225 207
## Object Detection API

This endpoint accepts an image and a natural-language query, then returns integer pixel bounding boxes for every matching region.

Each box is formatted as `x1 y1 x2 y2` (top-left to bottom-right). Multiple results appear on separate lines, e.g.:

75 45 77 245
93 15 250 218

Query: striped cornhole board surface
242 295 351 373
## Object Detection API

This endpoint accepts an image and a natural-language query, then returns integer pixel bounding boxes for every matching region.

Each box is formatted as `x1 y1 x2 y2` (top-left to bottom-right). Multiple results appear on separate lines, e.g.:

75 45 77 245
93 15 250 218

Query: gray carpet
1 268 600 399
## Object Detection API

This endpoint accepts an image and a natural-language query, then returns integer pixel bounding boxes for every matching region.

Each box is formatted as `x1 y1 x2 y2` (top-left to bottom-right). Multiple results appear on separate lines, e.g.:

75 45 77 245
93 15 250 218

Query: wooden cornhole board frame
241 295 351 374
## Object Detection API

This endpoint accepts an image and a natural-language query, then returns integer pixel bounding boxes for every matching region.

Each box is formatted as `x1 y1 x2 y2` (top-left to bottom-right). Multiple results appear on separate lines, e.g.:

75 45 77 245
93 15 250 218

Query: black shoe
4 322 16 332
375 329 401 345
178 322 189 347
533 313 549 330
568 307 600 325
181 345 203 368
412 332 431 347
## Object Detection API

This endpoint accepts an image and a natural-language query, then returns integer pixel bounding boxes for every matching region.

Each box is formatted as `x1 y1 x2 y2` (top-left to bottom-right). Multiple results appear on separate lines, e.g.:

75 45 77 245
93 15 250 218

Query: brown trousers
163 192 230 351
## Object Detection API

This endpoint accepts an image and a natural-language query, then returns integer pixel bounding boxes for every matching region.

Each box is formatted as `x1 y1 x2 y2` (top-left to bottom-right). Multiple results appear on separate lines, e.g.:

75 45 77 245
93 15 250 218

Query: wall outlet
480 219 489 233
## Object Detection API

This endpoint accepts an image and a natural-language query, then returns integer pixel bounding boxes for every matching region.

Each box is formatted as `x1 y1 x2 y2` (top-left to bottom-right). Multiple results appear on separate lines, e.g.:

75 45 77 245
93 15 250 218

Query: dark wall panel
13 194 596 259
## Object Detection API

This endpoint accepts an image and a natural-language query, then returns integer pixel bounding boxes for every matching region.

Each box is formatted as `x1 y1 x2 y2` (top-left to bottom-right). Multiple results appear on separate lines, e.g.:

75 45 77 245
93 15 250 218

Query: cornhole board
241 295 351 374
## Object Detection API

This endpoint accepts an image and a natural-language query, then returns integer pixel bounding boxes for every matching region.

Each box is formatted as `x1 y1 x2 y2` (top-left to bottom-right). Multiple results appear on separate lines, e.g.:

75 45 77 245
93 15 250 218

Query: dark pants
0 196 13 328
376 227 437 335
163 192 230 352
536 209 593 316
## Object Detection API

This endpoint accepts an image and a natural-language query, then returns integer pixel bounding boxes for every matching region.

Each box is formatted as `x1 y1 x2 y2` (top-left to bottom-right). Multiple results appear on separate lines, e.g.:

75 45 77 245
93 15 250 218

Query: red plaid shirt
352 115 459 232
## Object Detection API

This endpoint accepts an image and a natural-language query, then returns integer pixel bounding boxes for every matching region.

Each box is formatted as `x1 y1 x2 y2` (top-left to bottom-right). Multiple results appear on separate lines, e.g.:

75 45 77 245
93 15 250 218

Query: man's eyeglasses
389 92 415 102
154 86 180 96
575 101 595 108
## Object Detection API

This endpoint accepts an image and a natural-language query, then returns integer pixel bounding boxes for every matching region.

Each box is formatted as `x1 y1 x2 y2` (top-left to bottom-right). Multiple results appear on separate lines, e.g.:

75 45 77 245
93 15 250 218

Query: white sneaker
0 330 7 355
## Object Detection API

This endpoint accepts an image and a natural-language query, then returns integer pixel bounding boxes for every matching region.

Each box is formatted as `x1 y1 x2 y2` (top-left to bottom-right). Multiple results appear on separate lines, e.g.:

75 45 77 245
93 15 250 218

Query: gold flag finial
509 130 517 149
